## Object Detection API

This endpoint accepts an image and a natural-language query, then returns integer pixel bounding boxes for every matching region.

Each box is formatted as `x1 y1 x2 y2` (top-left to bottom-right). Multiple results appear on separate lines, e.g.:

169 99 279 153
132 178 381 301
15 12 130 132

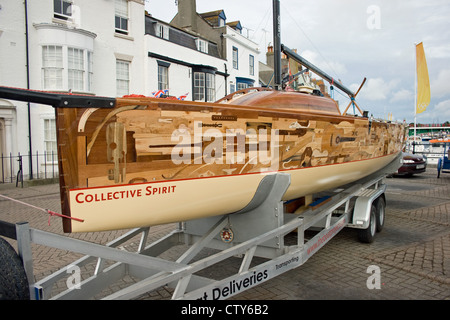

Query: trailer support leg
15 222 34 299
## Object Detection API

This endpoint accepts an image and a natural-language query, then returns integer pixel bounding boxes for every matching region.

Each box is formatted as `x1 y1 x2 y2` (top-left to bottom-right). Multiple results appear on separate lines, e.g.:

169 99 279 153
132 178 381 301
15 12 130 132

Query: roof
226 21 242 31
199 10 227 27
199 10 226 20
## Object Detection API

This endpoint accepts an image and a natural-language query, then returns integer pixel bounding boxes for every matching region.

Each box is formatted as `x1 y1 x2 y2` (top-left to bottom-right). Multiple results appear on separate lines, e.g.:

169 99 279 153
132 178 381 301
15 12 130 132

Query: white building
145 15 228 102
170 0 260 95
0 0 259 181
0 0 146 181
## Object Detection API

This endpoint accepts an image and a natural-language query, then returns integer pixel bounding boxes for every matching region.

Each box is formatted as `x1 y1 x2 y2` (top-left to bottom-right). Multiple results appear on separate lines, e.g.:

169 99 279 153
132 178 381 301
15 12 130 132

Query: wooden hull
55 89 405 232
68 153 399 232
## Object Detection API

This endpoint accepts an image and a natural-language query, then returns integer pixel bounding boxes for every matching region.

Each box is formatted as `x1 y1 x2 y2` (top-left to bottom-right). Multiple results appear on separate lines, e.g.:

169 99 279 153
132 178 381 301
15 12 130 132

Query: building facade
0 0 146 180
145 15 228 102
0 0 259 181
170 0 260 94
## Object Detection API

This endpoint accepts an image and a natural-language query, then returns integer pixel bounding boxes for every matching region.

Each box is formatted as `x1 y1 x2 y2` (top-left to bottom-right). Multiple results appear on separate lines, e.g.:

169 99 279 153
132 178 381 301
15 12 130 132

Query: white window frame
42 45 93 93
115 0 129 35
158 65 169 91
232 47 239 69
156 23 169 40
116 60 130 97
237 82 248 91
68 47 84 92
53 0 72 20
230 83 235 94
194 72 215 102
196 39 208 54
206 73 215 102
42 45 63 90
43 118 57 164
194 72 205 101
87 51 94 92
249 55 255 76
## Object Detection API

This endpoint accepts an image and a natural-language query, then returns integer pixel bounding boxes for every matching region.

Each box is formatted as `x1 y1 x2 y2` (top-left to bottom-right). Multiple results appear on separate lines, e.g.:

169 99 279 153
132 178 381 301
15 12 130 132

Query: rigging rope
281 3 342 82
0 194 84 225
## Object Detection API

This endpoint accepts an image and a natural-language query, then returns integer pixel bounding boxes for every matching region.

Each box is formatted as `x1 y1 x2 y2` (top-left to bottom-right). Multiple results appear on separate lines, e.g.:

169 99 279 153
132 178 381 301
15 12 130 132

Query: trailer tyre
357 205 377 243
0 237 30 300
375 197 385 233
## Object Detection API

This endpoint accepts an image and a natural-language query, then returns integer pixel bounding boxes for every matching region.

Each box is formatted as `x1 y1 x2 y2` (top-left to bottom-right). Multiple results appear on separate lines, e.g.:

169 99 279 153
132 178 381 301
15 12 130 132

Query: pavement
0 169 449 300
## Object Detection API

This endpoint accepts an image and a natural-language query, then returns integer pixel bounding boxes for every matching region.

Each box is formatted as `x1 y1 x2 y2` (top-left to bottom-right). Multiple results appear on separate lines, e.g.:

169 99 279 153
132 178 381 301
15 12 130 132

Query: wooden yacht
1 82 405 232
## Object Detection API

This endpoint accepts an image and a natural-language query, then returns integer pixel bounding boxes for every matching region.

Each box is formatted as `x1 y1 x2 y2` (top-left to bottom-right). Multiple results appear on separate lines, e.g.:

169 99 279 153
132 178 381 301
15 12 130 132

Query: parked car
396 152 427 176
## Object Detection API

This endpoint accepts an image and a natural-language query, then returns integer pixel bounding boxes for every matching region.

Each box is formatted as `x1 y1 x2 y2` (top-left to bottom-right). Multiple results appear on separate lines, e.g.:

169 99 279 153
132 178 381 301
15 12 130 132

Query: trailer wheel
0 237 30 300
375 197 385 233
357 204 377 243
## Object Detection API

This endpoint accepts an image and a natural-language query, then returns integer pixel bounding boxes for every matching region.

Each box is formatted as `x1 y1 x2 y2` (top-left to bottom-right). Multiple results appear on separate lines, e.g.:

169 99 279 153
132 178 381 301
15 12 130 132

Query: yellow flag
416 42 430 114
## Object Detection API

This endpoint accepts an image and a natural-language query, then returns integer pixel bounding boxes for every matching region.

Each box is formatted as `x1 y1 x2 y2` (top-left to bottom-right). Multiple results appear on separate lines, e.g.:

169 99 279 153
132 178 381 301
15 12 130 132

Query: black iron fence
0 151 58 184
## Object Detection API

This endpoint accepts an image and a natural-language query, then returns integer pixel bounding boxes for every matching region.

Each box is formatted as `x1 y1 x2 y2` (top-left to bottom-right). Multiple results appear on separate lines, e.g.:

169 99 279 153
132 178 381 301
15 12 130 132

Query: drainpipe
224 63 228 96
24 0 33 179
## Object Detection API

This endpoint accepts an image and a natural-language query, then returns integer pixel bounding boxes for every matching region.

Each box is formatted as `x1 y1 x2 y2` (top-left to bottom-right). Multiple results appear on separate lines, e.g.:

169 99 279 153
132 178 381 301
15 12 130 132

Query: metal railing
0 151 58 185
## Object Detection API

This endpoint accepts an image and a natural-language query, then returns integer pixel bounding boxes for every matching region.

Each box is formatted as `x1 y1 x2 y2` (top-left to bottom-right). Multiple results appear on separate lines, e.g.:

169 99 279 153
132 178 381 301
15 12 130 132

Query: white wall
0 0 32 163
224 26 260 92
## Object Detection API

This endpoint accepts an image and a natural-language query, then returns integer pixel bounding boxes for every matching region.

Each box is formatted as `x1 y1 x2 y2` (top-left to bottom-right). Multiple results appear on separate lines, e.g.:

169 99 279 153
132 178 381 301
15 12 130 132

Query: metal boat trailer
0 155 401 300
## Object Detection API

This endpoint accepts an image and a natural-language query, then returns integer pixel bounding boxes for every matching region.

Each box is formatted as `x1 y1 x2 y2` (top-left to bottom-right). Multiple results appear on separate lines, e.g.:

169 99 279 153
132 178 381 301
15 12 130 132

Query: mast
272 0 281 90
272 0 357 100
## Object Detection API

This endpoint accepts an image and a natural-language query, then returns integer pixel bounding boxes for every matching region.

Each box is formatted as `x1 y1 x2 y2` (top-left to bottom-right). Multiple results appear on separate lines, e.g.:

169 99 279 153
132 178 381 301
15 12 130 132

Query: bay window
206 73 215 102
68 48 84 91
42 45 63 90
193 72 205 101
42 45 93 93
193 70 216 102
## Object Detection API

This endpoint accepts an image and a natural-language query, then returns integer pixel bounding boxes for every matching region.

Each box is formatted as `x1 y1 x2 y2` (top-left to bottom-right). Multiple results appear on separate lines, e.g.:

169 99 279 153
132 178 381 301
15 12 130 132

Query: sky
145 0 450 125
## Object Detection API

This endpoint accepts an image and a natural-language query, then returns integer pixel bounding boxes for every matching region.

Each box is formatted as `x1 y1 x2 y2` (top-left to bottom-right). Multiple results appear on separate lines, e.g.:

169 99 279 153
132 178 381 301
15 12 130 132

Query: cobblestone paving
0 170 449 300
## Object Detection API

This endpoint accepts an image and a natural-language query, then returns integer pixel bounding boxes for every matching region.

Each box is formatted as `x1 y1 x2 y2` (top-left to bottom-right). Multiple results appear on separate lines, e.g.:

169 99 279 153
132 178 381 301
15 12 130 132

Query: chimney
177 0 198 32
266 45 274 68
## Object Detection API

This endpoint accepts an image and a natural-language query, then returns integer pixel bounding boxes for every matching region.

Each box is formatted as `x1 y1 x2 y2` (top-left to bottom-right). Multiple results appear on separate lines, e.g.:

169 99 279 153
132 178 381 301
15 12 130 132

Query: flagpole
414 43 417 153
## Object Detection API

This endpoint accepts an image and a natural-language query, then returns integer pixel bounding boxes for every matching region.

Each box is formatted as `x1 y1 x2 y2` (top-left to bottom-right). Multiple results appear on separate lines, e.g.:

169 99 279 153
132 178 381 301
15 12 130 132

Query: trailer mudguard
351 184 386 229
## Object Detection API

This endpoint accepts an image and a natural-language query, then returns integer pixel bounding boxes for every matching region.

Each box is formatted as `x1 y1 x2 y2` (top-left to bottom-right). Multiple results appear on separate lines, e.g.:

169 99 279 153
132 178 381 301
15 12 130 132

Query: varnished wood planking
56 90 405 232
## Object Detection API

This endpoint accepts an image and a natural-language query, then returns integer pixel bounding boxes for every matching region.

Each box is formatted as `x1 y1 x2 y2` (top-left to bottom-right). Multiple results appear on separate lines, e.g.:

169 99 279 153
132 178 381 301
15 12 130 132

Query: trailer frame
0 154 401 300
